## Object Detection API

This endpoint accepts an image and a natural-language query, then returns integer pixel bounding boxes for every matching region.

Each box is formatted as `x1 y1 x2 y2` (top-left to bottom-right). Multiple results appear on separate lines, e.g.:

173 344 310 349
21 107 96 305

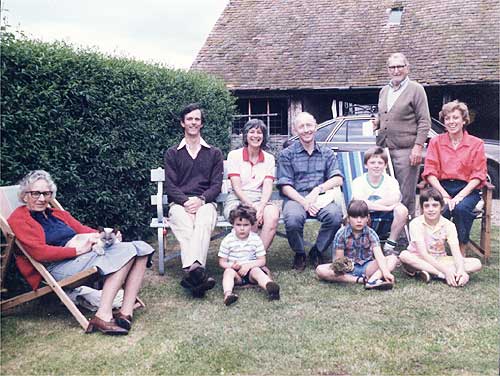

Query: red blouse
8 206 96 289
422 131 487 188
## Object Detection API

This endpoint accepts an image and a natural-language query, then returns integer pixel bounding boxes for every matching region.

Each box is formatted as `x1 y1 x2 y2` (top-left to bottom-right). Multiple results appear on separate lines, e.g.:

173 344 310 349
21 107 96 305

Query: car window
315 121 337 142
345 119 376 142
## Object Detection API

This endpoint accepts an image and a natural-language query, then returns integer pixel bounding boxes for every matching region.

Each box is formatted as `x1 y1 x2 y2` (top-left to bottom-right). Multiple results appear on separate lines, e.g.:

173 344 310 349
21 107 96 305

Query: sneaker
416 270 431 283
224 293 239 306
265 281 280 301
364 279 393 290
401 263 417 277
293 254 306 272
308 246 321 268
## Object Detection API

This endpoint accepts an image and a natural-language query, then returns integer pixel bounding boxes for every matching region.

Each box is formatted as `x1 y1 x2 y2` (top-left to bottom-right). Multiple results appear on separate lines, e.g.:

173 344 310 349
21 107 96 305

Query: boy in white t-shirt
218 204 280 306
351 146 408 255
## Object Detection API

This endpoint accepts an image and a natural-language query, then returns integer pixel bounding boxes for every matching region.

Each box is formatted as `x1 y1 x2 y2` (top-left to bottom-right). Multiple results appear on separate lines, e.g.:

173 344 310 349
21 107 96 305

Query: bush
1 32 235 239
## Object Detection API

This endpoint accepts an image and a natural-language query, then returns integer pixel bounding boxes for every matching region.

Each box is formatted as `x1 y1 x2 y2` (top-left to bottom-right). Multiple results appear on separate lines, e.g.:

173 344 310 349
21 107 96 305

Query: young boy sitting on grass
351 146 408 255
399 187 482 286
316 200 398 290
218 204 280 306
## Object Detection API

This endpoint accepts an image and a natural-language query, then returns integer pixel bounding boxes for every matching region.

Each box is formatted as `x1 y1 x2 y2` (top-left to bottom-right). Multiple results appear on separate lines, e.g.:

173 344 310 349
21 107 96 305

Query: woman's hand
253 202 265 225
76 238 94 255
448 194 465 211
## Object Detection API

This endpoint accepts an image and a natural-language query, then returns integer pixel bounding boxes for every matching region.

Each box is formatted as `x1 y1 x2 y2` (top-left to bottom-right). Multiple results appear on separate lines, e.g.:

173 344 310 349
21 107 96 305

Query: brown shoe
86 315 128 335
265 281 280 301
224 293 239 306
114 312 133 331
293 254 306 272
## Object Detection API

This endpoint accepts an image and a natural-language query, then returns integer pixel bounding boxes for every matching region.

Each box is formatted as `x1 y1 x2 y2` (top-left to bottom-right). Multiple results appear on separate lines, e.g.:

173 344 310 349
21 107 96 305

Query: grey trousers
283 200 342 256
389 148 419 218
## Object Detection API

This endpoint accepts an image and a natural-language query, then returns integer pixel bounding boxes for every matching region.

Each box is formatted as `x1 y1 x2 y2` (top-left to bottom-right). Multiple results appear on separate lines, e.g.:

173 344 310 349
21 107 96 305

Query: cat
65 227 120 255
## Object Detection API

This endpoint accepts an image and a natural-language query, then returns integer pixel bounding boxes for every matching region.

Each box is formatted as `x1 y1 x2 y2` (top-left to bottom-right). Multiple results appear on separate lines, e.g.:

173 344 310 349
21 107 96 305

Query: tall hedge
1 32 235 239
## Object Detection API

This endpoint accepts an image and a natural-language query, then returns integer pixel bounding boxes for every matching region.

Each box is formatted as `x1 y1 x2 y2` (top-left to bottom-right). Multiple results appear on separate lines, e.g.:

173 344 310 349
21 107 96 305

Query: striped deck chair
336 149 400 240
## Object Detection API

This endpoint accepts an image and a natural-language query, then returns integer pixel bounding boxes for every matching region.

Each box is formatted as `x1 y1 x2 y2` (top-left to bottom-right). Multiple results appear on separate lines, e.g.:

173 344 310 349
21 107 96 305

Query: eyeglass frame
27 191 53 199
387 64 407 70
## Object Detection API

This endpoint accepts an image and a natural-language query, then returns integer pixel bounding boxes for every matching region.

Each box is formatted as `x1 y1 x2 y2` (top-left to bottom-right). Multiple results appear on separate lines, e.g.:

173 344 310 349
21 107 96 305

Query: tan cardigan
376 80 431 149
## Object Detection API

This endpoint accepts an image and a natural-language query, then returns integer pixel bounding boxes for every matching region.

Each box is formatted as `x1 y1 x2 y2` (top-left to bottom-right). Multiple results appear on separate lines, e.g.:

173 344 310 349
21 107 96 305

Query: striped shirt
218 231 266 264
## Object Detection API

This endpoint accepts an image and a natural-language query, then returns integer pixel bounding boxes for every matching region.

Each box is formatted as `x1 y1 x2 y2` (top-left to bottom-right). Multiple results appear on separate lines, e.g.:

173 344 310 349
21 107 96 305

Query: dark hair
242 119 268 149
363 146 388 165
179 103 205 124
347 199 369 218
419 187 444 208
229 204 257 225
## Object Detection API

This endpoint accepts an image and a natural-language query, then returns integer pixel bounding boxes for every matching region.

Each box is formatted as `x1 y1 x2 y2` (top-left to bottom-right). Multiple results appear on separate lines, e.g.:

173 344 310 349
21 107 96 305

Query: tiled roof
191 0 500 90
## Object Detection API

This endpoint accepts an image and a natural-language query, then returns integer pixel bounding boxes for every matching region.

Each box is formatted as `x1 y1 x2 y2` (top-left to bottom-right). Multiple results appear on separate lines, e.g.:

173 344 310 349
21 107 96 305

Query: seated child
399 187 481 286
351 146 408 254
218 204 280 306
316 200 398 290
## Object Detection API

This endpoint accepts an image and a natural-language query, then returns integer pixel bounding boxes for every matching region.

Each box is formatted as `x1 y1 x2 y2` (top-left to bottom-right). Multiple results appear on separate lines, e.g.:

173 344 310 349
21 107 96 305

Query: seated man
164 103 223 298
351 146 408 255
277 112 344 271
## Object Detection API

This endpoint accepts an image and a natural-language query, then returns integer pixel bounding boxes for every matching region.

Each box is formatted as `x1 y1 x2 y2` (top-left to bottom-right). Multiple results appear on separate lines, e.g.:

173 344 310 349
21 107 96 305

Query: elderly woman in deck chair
8 170 154 336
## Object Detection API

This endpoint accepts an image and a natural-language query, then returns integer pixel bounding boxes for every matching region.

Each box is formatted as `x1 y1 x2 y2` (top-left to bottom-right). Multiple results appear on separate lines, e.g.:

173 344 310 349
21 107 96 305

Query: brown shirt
376 80 431 149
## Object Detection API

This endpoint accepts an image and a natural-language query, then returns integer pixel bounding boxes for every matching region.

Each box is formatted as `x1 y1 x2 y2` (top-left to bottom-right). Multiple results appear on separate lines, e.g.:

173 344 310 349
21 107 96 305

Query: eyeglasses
28 191 53 199
388 65 406 70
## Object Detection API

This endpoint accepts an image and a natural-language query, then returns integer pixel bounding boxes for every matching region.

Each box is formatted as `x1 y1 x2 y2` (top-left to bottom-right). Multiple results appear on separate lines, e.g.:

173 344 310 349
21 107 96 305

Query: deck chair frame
0 185 98 331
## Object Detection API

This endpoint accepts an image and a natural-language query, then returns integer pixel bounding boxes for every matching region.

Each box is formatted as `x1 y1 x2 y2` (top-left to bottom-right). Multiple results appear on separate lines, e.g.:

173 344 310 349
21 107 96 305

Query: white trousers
168 203 217 268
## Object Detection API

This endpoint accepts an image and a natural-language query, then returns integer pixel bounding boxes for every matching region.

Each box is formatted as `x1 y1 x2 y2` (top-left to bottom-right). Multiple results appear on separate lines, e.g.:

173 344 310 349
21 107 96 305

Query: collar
294 140 321 154
242 147 265 164
29 207 53 219
444 131 473 148
177 137 211 150
420 215 446 230
388 76 409 91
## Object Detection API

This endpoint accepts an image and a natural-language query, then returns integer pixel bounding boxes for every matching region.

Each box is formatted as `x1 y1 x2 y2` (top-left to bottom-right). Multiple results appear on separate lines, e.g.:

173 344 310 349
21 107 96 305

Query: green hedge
1 32 235 239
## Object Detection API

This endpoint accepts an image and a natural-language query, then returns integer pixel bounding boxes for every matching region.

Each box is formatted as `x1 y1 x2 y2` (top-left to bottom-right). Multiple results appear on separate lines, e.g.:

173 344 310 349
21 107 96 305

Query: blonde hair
439 100 470 126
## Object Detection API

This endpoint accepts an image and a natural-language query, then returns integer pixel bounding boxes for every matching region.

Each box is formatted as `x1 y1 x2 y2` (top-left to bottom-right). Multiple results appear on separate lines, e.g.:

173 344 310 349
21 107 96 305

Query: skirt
46 241 154 281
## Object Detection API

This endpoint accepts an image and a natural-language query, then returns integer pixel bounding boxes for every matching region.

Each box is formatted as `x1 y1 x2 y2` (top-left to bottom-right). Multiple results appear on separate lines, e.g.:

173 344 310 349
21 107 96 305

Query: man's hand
455 271 469 286
445 269 458 287
409 144 423 166
304 188 321 216
183 196 203 214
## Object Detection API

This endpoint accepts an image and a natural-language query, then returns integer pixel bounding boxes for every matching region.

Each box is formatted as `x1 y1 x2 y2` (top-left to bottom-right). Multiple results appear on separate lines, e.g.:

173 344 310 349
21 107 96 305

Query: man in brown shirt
374 53 431 219
164 103 223 298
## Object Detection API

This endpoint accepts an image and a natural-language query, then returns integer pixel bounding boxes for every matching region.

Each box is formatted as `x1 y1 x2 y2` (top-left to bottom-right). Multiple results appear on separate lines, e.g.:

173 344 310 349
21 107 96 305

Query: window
388 7 403 25
233 98 288 135
329 120 376 143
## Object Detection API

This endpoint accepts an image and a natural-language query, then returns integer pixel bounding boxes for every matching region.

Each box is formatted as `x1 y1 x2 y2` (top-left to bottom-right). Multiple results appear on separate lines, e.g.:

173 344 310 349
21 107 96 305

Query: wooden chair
0 185 98 331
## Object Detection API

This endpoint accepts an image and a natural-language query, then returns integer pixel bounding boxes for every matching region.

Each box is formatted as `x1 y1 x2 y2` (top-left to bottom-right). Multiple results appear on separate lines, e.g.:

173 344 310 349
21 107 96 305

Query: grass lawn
1 223 498 375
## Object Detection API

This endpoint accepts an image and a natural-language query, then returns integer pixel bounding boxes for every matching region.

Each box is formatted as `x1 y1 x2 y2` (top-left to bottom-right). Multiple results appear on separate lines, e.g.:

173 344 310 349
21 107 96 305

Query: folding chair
0 185 98 331
466 181 494 262
336 149 401 241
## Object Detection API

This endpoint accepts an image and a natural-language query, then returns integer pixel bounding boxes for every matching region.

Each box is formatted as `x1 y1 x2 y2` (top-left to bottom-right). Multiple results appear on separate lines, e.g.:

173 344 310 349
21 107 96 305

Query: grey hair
293 112 317 129
242 118 268 149
387 52 409 67
18 170 57 202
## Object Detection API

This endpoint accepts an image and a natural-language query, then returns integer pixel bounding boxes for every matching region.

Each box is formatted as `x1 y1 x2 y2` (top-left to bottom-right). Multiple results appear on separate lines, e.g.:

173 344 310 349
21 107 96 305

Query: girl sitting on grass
399 187 482 286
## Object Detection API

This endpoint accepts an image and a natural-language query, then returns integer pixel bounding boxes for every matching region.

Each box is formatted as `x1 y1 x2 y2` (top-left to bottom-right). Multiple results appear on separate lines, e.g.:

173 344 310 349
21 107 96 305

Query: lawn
1 223 498 375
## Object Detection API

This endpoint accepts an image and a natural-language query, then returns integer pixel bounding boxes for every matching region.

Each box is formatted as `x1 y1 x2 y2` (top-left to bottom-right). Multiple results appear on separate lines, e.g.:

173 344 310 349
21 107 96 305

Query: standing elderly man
373 52 431 218
164 103 223 298
278 112 344 271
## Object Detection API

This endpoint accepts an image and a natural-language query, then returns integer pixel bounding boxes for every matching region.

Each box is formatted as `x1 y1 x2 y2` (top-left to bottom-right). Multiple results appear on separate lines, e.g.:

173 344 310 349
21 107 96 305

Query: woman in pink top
422 100 487 254
224 119 280 251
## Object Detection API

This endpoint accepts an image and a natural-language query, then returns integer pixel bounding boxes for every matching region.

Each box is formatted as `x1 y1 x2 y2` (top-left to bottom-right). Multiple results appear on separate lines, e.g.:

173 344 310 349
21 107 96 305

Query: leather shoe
114 312 133 331
86 315 128 335
308 246 321 268
293 254 306 272
191 276 216 298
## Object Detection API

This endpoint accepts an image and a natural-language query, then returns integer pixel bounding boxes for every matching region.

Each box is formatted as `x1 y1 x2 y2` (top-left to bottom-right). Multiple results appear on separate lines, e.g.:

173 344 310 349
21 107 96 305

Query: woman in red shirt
422 100 487 255
8 170 154 335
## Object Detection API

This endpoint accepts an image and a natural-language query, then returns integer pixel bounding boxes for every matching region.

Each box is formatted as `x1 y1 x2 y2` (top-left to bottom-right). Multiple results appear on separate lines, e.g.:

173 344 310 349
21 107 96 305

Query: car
284 114 499 197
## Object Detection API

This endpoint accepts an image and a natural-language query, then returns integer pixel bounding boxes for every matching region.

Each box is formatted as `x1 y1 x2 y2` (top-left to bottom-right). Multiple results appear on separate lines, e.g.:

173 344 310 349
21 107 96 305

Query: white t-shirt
351 173 401 203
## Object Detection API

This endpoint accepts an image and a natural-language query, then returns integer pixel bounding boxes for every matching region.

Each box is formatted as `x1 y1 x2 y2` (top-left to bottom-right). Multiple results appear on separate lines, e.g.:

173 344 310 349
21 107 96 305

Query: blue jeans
283 200 342 256
440 180 480 244
370 211 394 239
